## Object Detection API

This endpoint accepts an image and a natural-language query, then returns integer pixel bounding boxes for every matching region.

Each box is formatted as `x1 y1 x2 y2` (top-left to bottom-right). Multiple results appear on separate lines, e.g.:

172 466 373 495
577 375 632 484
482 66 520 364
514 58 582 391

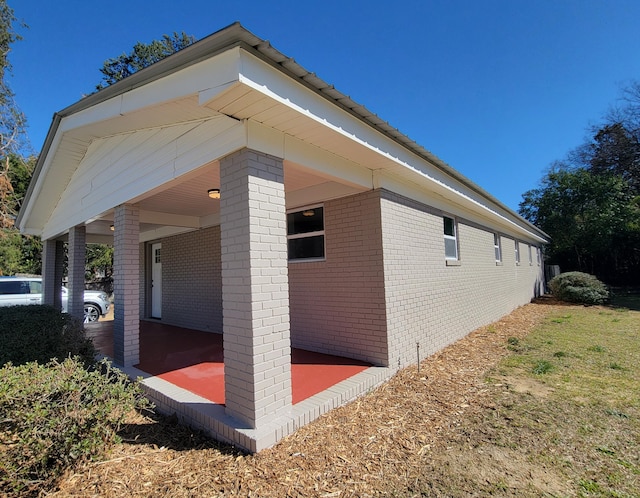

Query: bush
0 357 150 495
0 305 96 366
549 272 609 305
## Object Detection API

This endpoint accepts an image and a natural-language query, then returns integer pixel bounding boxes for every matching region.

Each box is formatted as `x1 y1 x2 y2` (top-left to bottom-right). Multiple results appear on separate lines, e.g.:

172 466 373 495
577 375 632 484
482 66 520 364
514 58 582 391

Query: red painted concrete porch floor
90 321 371 405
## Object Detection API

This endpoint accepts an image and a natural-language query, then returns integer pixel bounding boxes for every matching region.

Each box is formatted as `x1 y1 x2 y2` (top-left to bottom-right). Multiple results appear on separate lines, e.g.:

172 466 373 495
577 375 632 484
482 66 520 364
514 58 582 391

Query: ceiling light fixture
208 188 221 199
109 225 115 231
302 209 315 217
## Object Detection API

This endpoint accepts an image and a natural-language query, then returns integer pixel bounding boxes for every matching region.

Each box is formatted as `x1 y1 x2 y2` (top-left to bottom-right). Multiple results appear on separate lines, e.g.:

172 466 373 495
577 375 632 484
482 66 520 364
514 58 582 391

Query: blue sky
9 0 640 211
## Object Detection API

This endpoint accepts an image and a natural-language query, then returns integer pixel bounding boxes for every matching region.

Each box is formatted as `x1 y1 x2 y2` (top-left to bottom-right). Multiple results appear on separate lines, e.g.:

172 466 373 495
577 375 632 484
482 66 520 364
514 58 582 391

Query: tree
0 1 34 276
0 0 27 228
585 122 640 194
520 81 640 285
0 154 39 275
0 0 26 156
96 31 195 89
520 165 639 282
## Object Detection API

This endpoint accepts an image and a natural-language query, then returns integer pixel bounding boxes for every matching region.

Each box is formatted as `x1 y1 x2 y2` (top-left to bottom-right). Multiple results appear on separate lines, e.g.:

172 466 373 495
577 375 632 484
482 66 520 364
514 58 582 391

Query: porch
85 319 392 451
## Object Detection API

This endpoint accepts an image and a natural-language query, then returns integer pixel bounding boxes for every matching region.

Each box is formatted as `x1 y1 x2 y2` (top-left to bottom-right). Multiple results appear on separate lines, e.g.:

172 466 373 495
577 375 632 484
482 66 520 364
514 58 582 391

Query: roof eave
18 21 549 242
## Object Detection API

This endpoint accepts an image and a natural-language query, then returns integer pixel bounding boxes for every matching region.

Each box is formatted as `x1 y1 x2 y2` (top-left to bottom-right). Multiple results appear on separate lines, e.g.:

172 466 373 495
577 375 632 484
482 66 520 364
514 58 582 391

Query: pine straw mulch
49 298 566 497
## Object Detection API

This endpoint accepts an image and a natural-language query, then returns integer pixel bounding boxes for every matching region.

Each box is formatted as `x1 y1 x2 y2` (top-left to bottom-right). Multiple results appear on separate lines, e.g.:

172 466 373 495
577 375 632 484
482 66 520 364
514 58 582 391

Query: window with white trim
536 246 541 266
287 206 325 261
515 240 521 264
528 244 533 265
494 233 502 263
443 216 458 260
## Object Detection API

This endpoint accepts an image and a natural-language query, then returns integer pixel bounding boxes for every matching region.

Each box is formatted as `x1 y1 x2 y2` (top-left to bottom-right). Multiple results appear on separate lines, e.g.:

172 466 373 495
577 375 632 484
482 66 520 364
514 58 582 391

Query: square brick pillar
220 148 292 429
113 204 140 366
67 225 86 320
42 239 64 310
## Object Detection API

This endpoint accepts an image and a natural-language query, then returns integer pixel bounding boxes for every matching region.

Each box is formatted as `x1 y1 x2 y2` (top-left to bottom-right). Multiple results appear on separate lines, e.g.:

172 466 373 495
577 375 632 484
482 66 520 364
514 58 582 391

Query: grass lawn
473 305 640 496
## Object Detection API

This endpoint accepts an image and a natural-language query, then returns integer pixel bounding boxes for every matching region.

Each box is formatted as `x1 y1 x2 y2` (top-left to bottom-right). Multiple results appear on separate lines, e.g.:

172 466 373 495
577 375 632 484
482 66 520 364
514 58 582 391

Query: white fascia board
236 51 539 238
139 226 196 243
246 120 373 189
59 48 243 135
237 51 453 184
376 170 547 243
139 210 200 228
17 131 65 234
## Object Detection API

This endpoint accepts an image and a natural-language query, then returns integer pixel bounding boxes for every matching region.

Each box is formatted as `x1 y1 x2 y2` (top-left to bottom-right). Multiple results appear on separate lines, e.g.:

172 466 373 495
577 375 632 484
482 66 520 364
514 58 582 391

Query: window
515 240 521 264
443 216 458 260
494 233 502 263
28 280 42 294
0 280 25 295
287 206 325 261
528 244 533 265
536 246 541 266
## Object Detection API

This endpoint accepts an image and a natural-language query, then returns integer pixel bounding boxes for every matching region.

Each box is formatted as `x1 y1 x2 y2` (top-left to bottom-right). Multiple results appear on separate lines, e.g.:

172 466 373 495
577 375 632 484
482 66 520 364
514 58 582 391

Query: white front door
151 243 162 318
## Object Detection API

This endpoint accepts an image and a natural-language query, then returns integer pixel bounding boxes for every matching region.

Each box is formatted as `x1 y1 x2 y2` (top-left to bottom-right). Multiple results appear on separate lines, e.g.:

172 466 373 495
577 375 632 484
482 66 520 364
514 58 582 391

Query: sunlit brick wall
288 189 389 365
380 190 544 369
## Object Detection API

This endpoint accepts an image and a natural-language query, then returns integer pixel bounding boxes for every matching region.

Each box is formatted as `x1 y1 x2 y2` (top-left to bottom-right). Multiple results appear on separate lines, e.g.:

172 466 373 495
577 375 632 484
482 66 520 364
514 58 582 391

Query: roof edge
18 22 548 241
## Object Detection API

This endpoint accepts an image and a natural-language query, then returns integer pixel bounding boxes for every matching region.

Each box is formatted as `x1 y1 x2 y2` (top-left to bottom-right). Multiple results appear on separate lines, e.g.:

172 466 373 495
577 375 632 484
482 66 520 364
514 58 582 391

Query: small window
28 281 42 294
0 281 24 295
287 206 325 261
515 241 521 264
155 248 161 264
528 244 533 265
443 216 458 260
536 247 541 266
494 233 502 263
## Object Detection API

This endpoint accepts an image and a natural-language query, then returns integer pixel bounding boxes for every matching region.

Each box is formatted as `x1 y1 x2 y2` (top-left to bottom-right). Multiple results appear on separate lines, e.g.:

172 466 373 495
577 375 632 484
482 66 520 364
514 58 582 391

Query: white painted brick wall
380 190 545 369
113 204 140 367
67 225 86 320
153 186 544 379
220 149 292 429
161 226 222 332
289 190 388 365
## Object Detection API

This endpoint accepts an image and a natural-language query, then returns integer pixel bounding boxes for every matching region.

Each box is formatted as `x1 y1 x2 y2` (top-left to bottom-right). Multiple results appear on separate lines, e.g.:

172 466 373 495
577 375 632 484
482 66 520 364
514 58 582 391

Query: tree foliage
0 0 25 156
0 2 35 276
520 82 640 285
0 155 39 276
96 31 195 89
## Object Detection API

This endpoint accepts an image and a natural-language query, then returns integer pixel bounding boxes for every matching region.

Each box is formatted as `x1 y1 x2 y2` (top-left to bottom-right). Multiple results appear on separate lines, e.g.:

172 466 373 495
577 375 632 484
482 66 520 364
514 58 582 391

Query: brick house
17 23 548 451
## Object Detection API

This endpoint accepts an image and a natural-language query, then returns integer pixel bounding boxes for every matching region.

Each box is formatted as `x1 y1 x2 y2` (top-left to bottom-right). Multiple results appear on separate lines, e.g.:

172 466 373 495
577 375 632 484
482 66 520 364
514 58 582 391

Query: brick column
113 204 140 366
42 239 64 310
220 148 291 428
67 225 86 320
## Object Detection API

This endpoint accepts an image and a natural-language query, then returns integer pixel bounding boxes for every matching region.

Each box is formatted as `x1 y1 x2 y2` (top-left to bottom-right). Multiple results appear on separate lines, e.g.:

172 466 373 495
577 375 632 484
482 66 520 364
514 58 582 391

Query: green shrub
0 305 96 366
548 272 609 305
0 357 150 495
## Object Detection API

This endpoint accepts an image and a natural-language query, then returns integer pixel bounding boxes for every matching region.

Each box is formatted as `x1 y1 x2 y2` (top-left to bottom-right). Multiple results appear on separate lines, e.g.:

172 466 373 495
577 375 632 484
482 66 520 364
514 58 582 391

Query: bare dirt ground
50 298 568 497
